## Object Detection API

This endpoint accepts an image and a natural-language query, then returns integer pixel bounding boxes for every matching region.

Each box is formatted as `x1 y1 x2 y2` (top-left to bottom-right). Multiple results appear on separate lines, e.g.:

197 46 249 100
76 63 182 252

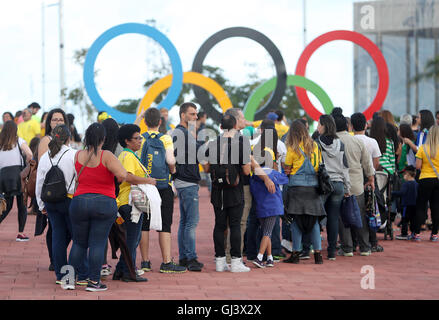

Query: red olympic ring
295 30 389 121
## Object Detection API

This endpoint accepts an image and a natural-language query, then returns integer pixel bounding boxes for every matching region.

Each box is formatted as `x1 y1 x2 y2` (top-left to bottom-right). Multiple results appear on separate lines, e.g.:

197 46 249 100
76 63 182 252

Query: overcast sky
0 0 361 132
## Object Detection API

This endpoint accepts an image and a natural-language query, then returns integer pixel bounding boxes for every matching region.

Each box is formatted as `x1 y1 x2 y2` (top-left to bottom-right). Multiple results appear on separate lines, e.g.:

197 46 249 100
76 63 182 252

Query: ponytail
48 124 71 158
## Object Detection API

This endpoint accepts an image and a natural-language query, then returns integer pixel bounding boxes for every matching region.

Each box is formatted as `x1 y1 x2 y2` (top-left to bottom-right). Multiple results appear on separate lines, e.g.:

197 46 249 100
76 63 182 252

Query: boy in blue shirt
392 166 418 240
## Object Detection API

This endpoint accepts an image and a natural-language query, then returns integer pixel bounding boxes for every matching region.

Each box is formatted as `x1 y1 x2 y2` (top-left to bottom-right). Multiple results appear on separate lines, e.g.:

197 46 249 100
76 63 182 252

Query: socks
257 253 263 261
268 255 273 261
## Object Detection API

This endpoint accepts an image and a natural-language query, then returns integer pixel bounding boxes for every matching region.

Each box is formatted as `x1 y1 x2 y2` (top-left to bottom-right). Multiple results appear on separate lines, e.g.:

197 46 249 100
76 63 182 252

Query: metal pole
42 1 45 109
59 0 65 110
303 0 307 49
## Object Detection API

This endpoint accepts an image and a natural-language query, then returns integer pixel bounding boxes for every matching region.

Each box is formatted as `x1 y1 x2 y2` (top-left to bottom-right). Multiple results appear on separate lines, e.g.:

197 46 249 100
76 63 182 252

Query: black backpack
210 137 240 188
41 150 73 203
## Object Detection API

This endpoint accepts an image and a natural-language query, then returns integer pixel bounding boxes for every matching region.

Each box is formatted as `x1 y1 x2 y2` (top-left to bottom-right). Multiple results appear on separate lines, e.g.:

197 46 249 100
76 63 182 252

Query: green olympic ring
243 75 334 121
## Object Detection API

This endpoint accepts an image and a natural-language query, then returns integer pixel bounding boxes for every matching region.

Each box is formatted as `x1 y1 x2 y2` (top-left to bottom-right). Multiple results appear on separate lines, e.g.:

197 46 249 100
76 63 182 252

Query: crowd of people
0 101 438 292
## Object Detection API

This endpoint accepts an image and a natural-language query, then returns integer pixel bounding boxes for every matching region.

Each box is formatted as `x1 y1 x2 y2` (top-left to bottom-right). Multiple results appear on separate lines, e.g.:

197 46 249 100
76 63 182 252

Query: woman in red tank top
68 123 126 292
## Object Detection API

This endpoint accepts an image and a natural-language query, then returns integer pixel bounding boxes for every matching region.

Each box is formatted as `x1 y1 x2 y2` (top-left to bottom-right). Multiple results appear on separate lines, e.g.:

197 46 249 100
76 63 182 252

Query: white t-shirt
354 134 382 170
0 138 26 170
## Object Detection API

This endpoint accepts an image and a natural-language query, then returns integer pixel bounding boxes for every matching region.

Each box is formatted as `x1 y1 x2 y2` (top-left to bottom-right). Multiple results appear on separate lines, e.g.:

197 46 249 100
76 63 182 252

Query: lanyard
123 148 141 162
123 148 148 177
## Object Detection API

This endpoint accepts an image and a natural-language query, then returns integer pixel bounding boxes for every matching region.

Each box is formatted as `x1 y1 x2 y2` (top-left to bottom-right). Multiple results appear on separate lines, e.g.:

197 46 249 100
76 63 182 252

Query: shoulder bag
316 142 334 195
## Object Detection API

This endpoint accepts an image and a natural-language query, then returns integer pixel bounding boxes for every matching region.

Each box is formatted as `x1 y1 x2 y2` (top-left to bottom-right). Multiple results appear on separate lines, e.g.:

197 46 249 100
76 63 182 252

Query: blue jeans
291 220 322 252
115 205 144 275
246 198 282 259
323 181 344 254
45 198 72 281
177 185 200 261
68 194 117 282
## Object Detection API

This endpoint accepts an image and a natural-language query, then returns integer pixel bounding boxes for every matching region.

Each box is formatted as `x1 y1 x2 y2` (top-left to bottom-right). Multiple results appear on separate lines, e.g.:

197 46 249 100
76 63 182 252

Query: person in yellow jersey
113 124 155 282
282 119 325 265
17 108 41 145
251 111 289 140
137 107 187 274
415 125 439 242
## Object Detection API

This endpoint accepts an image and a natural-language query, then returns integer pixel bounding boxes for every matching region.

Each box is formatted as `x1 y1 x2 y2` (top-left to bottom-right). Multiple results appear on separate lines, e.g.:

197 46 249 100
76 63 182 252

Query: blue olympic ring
83 23 183 123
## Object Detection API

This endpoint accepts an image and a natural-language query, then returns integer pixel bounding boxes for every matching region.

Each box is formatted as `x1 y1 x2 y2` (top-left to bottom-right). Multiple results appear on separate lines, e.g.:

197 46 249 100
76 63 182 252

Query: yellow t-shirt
416 145 439 180
17 119 41 145
275 123 289 139
285 142 320 175
117 150 147 208
252 121 289 139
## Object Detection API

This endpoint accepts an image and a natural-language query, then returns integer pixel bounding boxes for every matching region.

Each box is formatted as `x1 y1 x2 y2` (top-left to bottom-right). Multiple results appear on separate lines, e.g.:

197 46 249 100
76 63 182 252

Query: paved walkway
0 187 438 300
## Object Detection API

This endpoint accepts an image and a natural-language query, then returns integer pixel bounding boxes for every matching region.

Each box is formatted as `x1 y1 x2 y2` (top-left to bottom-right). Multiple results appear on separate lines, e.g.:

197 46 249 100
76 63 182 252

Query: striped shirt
379 138 396 174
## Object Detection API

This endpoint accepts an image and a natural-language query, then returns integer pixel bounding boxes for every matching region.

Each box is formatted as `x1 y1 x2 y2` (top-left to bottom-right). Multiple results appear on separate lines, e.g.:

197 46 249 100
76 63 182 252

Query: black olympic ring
191 27 287 122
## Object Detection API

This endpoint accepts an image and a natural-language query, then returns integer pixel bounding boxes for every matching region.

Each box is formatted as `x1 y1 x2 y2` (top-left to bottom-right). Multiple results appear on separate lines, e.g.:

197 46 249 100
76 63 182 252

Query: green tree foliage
412 55 439 82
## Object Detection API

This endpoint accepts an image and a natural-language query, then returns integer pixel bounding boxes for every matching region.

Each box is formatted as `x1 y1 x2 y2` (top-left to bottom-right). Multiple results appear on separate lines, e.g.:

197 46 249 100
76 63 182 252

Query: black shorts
141 185 174 233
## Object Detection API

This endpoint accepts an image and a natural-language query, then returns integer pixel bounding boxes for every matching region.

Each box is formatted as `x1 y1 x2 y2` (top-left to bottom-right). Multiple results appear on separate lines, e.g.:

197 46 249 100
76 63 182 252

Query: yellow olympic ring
137 71 233 133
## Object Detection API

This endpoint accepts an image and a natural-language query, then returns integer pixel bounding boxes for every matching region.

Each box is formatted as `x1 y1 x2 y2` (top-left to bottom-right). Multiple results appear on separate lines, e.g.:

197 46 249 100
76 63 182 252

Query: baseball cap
266 112 278 121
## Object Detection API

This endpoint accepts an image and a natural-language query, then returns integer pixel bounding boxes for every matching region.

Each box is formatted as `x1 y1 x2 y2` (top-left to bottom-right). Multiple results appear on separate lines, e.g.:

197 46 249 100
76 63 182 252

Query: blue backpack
140 132 170 190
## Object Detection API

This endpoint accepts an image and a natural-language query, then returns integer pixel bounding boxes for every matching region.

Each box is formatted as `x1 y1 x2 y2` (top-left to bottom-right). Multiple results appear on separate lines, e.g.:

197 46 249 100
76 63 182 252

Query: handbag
340 195 363 229
365 185 381 231
21 159 38 208
316 142 334 195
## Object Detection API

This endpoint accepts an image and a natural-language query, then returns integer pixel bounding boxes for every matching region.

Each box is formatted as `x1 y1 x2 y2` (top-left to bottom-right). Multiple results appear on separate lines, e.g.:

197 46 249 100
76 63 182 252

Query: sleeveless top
73 150 115 198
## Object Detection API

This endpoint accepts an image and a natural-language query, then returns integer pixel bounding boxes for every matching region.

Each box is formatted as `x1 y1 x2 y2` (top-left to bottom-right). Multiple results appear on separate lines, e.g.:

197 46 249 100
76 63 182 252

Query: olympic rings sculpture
83 23 389 124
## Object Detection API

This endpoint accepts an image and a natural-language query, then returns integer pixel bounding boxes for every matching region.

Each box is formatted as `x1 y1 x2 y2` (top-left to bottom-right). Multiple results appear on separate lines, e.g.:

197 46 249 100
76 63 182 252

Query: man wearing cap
28 102 42 123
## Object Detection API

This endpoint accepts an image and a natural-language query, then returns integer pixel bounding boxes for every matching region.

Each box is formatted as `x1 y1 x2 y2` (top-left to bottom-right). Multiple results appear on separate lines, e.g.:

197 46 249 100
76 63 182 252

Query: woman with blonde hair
282 120 325 264
414 125 439 242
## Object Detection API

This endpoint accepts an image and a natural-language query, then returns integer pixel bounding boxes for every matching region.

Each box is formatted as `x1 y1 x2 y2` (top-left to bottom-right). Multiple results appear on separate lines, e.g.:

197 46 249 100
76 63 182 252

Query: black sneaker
371 245 384 253
395 234 409 240
141 260 152 272
187 259 203 272
327 252 336 261
160 261 187 274
48 264 55 271
252 258 265 268
86 280 108 292
122 274 148 282
179 258 188 267
299 251 310 260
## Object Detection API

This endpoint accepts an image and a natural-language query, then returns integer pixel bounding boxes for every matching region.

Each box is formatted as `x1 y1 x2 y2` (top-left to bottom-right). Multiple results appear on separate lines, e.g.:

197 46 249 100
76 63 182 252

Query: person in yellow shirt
17 108 41 145
251 111 289 140
113 124 155 282
137 107 187 274
415 125 439 241
282 119 325 265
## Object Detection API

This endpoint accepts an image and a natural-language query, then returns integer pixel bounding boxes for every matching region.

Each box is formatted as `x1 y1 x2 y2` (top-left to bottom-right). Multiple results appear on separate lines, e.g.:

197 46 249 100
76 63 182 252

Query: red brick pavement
0 187 438 300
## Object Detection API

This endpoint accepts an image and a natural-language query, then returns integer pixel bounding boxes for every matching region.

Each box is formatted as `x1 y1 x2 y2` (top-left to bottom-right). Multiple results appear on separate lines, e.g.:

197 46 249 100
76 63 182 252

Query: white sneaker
136 269 145 276
360 251 372 256
281 239 292 253
215 256 228 272
231 257 250 272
